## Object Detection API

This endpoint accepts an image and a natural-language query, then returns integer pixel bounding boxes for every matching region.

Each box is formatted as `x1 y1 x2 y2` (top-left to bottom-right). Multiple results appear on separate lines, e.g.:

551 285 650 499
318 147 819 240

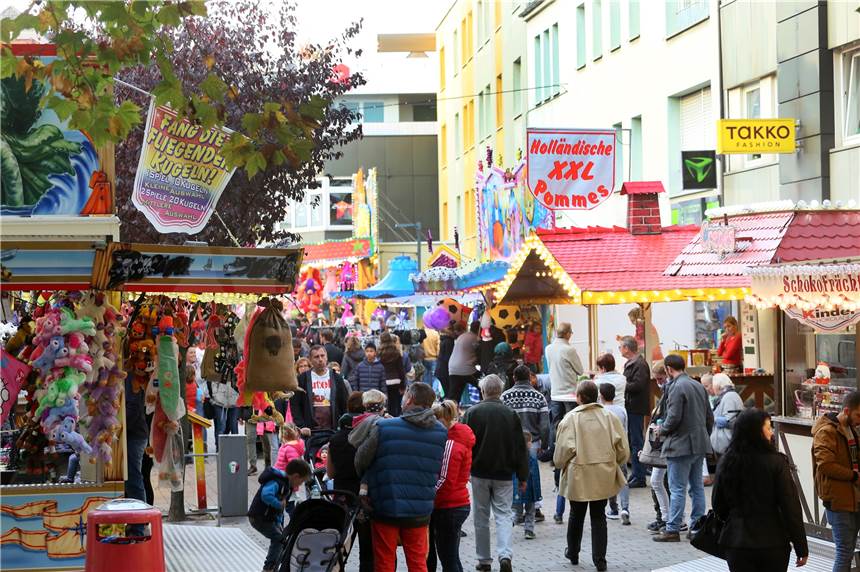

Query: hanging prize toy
156 316 182 420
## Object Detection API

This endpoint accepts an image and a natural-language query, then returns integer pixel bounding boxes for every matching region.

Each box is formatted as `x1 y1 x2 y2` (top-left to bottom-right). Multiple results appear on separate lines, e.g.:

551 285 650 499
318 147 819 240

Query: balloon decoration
424 298 471 331
490 304 522 329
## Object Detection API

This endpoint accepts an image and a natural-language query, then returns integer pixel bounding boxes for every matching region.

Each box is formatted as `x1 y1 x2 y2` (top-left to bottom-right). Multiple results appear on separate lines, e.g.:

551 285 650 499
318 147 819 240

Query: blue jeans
249 516 284 569
125 437 148 502
666 454 706 534
423 359 437 386
554 468 566 518
428 505 470 572
627 413 646 482
213 405 239 450
826 508 860 572
609 465 630 513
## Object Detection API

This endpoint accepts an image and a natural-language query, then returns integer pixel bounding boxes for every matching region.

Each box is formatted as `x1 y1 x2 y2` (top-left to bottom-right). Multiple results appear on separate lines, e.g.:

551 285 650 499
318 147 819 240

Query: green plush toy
59 307 96 337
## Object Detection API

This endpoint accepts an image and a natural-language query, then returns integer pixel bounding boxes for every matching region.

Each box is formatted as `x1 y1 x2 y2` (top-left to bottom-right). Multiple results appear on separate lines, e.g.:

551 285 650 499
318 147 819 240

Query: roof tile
537 225 746 291
302 239 370 265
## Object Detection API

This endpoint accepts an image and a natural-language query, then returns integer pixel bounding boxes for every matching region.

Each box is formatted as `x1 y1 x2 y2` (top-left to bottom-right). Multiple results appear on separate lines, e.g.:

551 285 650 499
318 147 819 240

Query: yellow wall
436 0 526 260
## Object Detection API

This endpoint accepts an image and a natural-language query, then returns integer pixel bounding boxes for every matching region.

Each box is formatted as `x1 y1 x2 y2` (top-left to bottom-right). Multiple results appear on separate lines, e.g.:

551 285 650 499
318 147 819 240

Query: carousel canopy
339 255 416 299
411 260 509 294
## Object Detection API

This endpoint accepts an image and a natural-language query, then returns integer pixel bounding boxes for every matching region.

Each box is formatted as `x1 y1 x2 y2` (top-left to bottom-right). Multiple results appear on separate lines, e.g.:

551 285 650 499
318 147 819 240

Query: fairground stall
665 202 860 539
0 239 302 571
749 260 860 539
494 183 755 404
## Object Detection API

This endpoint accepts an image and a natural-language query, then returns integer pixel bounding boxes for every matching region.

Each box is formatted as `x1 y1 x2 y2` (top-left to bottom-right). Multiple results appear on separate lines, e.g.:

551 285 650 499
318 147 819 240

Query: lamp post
395 221 423 270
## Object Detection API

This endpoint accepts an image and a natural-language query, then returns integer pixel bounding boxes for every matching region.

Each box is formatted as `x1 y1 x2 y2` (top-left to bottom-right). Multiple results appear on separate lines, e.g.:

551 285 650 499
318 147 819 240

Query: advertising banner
784 307 860 334
716 118 796 154
682 150 717 189
132 102 236 234
526 128 615 210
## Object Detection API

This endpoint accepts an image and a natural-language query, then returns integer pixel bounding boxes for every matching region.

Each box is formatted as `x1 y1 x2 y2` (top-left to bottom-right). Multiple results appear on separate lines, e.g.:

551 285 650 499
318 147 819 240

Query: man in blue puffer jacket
354 382 447 571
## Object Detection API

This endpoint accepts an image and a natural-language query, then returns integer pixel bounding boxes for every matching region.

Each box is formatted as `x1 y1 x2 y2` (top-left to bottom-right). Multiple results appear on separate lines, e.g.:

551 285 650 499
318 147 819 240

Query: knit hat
494 342 512 357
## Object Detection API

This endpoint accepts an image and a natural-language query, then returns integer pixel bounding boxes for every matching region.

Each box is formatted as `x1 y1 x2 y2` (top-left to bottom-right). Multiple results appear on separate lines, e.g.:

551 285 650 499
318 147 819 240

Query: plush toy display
295 268 323 314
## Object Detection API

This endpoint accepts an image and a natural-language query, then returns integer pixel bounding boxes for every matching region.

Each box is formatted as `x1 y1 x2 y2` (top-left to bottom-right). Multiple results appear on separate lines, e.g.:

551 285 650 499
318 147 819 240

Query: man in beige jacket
554 380 629 572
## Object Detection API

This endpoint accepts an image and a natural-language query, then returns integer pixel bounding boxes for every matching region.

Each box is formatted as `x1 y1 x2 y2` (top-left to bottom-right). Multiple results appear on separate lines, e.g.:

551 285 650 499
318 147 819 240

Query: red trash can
85 498 165 572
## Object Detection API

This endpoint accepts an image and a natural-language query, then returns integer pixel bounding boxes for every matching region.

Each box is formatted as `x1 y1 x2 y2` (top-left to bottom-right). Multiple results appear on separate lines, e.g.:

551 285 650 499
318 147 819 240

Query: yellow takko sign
717 119 796 154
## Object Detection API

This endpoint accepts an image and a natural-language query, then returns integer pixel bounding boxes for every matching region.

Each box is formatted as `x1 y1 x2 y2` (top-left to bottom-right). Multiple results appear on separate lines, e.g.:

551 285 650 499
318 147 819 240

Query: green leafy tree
0 0 354 179
113 0 364 244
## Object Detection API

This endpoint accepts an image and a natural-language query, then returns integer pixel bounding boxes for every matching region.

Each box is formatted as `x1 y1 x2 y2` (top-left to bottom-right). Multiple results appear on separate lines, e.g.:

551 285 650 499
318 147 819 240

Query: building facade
283 33 440 269
436 0 528 258
720 0 860 206
521 0 722 228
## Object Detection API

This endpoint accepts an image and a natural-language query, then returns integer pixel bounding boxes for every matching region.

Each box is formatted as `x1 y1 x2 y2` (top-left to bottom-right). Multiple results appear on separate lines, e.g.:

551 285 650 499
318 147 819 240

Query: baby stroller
275 488 360 572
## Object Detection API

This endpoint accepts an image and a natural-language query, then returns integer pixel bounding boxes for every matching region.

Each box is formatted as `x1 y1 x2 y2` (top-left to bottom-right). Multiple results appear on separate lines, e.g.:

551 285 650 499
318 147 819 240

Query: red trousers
371 521 429 572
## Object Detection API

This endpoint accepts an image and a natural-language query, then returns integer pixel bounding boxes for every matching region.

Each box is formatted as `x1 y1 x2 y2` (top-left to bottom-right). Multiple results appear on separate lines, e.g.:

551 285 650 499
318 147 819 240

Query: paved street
154 436 708 572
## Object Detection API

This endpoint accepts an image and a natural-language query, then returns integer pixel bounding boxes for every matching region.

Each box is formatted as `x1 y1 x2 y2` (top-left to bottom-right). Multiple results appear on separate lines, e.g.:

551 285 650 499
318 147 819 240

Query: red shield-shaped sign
527 128 616 210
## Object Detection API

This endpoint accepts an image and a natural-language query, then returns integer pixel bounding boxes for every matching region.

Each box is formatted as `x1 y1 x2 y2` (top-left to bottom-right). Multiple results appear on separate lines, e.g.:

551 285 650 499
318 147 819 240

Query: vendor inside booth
717 315 744 372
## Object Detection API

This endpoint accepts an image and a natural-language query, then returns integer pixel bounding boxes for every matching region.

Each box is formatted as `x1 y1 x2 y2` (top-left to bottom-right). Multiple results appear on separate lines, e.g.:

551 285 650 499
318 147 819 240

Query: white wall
524 0 720 229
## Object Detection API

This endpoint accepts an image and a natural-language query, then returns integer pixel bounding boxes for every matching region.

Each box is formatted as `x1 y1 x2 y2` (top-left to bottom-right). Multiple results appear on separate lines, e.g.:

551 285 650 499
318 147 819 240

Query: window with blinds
679 87 713 151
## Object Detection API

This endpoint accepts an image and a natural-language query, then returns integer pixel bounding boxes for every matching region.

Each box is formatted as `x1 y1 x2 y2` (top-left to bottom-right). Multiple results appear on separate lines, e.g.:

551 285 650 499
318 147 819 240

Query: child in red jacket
428 400 475 572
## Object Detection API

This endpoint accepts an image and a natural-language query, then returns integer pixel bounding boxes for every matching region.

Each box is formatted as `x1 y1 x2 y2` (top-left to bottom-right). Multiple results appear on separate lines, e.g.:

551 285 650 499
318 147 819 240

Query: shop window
784 312 858 420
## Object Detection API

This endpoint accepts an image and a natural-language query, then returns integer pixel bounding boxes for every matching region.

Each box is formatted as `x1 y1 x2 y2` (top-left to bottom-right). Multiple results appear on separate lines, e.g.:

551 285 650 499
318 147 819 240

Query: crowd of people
124 310 860 572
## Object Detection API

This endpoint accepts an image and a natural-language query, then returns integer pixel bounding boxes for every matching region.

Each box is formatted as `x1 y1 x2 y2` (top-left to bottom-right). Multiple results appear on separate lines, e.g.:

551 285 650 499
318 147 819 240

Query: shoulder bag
689 510 725 559
637 425 667 468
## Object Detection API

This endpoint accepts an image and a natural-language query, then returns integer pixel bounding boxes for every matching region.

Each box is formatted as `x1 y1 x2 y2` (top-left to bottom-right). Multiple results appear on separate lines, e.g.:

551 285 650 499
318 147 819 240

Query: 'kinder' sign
527 128 616 211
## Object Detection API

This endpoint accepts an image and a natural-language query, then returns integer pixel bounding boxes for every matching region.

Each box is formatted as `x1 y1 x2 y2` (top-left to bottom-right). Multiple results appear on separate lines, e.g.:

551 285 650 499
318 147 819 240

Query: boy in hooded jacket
248 459 311 572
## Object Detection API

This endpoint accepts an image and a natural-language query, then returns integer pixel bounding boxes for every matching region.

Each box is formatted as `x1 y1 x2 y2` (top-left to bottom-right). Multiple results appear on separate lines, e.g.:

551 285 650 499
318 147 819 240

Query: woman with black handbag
710 408 808 571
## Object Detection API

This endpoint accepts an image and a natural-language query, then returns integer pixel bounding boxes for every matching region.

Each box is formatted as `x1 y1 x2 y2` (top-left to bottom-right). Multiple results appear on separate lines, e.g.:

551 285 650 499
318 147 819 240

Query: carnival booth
665 202 860 539
0 239 302 571
495 183 752 400
747 260 860 539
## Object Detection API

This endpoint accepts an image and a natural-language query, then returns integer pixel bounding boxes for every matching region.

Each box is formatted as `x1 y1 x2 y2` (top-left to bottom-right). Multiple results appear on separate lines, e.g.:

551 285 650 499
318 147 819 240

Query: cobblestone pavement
155 442 710 572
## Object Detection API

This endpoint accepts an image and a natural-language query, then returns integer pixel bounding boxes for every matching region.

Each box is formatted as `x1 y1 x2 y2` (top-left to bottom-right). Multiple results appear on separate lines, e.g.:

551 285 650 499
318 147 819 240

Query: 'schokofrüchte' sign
716 118 796 154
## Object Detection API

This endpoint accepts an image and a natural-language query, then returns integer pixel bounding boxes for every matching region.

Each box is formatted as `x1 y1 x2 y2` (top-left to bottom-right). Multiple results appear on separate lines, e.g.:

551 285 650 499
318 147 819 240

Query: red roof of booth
302 238 371 265
535 225 748 292
665 210 860 279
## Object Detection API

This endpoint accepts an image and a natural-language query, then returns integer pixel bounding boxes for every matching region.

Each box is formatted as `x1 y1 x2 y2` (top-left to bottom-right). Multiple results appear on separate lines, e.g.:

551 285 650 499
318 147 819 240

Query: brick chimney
620 182 665 235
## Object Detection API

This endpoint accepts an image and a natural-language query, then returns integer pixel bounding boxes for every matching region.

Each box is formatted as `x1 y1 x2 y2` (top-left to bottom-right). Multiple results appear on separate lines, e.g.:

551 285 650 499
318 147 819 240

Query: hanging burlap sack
201 346 220 381
245 298 297 392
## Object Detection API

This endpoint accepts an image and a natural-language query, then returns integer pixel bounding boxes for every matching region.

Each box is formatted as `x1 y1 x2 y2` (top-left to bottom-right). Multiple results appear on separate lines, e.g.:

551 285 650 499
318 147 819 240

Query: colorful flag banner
132 101 237 234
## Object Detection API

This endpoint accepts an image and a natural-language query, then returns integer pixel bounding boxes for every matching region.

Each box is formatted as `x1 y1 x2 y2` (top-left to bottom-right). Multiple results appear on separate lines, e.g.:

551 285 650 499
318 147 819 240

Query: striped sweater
501 382 551 449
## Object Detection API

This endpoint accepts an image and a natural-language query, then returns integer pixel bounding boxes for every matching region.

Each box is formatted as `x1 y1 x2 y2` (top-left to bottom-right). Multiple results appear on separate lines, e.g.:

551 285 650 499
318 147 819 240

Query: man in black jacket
620 335 650 487
464 374 528 572
321 329 344 367
288 345 349 434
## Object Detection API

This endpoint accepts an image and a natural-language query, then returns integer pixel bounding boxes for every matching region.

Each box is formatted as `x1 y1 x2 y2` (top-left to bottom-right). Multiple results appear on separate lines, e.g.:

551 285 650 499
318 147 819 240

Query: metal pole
416 221 423 270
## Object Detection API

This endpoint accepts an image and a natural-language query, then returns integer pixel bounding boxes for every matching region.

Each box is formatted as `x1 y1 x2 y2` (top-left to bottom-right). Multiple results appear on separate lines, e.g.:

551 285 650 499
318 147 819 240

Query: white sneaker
621 509 630 525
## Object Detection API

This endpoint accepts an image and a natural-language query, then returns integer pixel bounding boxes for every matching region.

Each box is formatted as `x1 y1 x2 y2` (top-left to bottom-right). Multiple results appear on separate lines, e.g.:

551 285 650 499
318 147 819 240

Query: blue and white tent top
410 260 509 294
337 255 417 299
